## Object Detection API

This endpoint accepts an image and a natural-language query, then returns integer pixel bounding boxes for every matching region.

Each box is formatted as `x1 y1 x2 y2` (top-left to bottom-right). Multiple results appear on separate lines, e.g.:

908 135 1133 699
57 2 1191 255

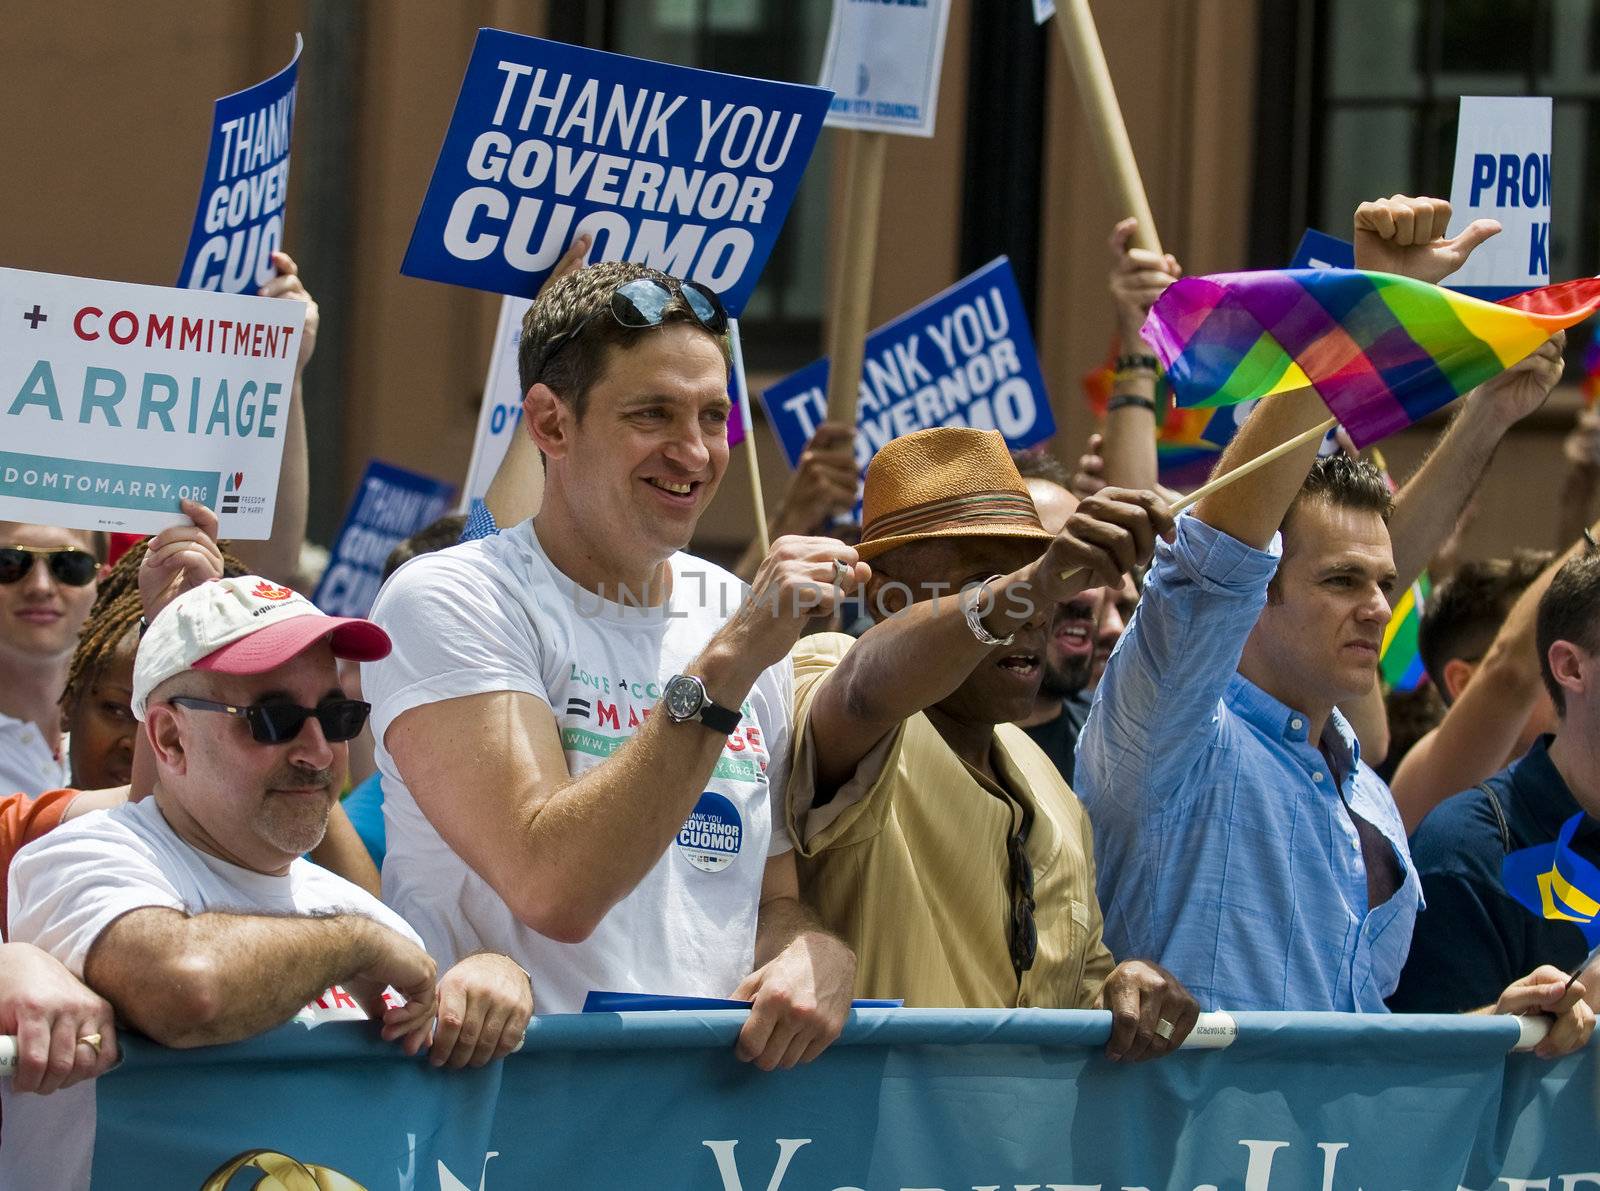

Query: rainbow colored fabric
1503 812 1600 947
1142 270 1600 447
1379 573 1430 693
1582 324 1600 409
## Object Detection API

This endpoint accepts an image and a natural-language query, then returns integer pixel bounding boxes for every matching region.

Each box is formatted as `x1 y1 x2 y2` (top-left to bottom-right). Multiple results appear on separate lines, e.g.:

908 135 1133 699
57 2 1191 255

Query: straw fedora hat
855 427 1056 562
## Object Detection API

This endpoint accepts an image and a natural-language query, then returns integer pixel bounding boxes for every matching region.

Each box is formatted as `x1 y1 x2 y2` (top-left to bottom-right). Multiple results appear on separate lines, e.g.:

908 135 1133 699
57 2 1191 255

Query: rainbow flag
1379 572 1430 692
1157 404 1223 488
1503 812 1600 947
1142 270 1600 447
1583 324 1600 409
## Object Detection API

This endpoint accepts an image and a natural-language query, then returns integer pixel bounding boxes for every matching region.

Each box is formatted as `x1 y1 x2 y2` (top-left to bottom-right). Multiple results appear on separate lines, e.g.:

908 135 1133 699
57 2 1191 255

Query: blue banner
90 1010 1598 1190
760 258 1055 487
178 37 301 293
312 460 456 618
402 30 832 315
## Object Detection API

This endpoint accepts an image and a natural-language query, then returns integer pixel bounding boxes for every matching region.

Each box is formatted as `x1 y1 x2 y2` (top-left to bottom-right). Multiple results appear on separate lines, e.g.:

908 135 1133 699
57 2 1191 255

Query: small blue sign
178 37 301 293
1288 229 1355 271
402 30 833 315
312 460 456 618
760 258 1054 490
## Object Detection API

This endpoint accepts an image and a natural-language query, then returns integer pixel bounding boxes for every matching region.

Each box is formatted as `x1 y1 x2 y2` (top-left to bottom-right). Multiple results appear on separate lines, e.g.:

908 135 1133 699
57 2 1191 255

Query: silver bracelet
960 576 1014 646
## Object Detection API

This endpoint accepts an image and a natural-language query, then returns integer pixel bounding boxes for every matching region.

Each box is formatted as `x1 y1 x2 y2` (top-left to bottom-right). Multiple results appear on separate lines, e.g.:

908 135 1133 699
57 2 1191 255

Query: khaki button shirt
787 633 1115 1009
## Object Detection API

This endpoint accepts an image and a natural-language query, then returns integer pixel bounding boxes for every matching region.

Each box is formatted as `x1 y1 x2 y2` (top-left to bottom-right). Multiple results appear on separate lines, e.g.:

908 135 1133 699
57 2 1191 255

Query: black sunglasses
1008 830 1037 975
167 696 371 745
530 277 728 386
0 545 99 587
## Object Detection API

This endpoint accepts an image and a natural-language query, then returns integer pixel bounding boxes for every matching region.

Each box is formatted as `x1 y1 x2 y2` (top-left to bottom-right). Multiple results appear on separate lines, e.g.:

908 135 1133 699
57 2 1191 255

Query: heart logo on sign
233 472 245 491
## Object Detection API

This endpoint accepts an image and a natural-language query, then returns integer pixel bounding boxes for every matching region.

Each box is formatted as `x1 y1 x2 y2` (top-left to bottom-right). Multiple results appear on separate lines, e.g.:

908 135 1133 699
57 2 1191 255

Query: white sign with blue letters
0 268 302 537
1446 95 1552 300
819 0 952 138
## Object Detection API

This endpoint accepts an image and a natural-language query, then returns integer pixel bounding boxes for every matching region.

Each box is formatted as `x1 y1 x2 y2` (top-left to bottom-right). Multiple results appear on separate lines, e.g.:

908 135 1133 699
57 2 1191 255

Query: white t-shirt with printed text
364 518 792 1013
1 797 422 1191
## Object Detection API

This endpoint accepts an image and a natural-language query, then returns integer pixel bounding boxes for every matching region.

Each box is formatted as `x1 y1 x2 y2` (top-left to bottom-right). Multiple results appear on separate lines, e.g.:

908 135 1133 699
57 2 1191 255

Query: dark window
1256 0 1600 286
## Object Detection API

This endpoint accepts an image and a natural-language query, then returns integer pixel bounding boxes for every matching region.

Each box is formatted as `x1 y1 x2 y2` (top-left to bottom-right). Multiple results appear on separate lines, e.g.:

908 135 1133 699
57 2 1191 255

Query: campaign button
676 791 743 873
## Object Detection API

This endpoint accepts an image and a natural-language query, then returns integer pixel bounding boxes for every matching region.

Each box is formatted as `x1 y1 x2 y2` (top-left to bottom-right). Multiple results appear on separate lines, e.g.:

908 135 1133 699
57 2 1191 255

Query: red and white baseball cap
131 576 391 721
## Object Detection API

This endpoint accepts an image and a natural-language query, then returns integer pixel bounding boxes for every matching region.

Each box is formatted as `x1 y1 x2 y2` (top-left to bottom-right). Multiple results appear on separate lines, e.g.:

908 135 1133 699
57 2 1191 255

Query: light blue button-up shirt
1075 513 1421 1012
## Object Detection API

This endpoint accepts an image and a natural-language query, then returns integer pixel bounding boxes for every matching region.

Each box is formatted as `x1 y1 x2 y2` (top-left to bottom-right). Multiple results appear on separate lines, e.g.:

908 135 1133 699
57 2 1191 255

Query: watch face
664 675 703 720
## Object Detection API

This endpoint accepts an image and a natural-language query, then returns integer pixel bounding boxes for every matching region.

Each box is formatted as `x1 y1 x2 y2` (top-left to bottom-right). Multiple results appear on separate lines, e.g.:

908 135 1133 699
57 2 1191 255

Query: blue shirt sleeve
340 772 386 869
460 498 498 543
1077 512 1281 813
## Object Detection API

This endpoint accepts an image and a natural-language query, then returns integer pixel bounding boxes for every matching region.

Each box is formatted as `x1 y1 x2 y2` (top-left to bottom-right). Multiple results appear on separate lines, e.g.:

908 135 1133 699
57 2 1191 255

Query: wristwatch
662 674 742 734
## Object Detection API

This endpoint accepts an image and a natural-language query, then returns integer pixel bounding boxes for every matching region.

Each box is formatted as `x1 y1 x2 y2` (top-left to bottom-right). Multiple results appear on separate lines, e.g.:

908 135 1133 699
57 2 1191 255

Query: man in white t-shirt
3 576 535 1190
367 261 860 1070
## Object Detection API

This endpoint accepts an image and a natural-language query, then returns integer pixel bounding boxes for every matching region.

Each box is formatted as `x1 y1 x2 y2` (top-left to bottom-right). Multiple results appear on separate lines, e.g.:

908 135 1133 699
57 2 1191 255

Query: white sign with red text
0 268 303 537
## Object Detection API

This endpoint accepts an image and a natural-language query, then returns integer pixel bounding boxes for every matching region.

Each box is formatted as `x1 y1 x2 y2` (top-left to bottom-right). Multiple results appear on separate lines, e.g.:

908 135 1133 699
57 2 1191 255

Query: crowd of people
1 190 1598 1185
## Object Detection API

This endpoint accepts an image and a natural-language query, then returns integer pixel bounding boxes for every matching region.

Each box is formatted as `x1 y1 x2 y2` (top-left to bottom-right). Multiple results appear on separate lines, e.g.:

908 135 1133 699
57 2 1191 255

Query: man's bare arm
308 802 381 896
83 907 434 1049
807 490 1170 788
386 536 862 945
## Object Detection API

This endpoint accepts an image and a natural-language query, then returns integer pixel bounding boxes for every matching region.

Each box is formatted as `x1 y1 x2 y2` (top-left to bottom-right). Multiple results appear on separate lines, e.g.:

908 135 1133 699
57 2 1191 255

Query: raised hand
138 499 225 620
775 423 859 535
1035 487 1174 599
730 536 869 668
1469 332 1566 428
1108 218 1182 343
1353 194 1500 285
259 251 319 372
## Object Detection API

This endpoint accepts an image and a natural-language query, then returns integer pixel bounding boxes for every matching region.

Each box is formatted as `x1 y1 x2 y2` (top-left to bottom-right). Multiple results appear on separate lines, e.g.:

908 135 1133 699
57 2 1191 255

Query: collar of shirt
1224 672 1362 786
0 710 71 796
1505 735 1600 846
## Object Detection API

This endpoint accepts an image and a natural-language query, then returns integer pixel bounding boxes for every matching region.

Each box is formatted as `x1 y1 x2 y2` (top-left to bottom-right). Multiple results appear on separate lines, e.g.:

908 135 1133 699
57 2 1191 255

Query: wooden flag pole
1055 0 1163 255
824 131 888 425
1169 416 1337 514
729 317 770 558
1056 414 1336 582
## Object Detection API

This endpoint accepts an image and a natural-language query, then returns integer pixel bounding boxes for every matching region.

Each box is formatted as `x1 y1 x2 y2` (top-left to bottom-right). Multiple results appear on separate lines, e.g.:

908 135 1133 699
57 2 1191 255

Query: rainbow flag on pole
1142 271 1600 447
1379 573 1431 692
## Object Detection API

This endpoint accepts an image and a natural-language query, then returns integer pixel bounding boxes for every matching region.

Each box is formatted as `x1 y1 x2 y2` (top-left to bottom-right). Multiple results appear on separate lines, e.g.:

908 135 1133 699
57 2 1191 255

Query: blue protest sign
312 460 456 618
178 37 301 293
1289 228 1354 270
760 258 1054 486
402 30 832 315
61 1010 1600 1190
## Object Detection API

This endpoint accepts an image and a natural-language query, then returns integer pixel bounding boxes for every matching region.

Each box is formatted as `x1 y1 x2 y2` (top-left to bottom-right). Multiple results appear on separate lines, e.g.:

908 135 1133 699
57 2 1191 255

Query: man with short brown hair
368 261 859 1071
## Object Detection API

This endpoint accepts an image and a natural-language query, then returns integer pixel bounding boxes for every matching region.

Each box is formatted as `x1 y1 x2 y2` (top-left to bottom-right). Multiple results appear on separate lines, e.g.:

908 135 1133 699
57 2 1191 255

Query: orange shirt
0 789 79 936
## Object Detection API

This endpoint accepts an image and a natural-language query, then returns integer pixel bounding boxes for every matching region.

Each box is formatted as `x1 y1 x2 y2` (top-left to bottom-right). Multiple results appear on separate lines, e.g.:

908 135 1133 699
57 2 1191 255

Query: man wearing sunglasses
0 524 103 798
367 261 860 1071
3 576 536 1191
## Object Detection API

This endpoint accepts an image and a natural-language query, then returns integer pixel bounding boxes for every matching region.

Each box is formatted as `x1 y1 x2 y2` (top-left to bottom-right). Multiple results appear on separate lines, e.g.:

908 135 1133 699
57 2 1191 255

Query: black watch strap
696 698 742 735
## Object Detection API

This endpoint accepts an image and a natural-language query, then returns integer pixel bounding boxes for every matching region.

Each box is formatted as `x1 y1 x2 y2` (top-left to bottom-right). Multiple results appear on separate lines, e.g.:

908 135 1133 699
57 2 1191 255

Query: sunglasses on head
167 696 371 745
530 276 728 386
0 545 99 587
